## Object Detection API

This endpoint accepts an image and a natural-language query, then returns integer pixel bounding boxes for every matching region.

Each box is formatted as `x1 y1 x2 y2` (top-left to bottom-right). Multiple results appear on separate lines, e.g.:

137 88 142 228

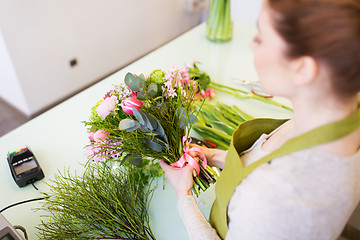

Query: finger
189 143 200 148
184 162 197 174
184 164 198 177
187 152 200 162
159 160 171 172
188 151 198 158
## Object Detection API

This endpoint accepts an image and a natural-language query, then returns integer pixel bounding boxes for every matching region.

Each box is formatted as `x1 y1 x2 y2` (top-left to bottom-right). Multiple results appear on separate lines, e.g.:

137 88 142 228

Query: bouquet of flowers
83 65 219 195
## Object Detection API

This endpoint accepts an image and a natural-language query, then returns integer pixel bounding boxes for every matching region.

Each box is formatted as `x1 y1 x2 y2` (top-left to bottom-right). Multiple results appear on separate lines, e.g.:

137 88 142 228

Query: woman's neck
291 96 359 136
288 95 360 156
263 96 360 156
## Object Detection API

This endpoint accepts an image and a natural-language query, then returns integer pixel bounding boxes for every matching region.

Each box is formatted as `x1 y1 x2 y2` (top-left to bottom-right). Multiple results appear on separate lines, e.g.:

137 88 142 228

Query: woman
160 0 360 239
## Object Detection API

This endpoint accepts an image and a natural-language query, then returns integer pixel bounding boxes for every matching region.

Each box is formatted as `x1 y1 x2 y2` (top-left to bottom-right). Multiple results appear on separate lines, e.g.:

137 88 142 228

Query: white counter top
0 22 292 239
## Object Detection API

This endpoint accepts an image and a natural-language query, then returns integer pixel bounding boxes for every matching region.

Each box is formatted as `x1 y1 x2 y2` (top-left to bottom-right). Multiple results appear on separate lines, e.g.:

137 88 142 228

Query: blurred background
0 0 263 136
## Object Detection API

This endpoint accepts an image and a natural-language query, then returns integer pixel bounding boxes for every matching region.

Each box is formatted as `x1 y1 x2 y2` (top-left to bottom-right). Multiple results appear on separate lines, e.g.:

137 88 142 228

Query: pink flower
96 96 117 119
104 90 117 99
205 89 216 98
200 89 207 98
131 91 138 98
84 145 99 157
84 140 123 162
121 97 143 114
84 144 108 162
181 70 190 82
88 130 95 141
93 129 110 142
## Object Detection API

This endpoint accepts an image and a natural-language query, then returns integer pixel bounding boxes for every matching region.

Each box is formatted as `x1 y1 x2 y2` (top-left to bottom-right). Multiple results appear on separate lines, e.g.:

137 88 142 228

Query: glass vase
206 0 233 43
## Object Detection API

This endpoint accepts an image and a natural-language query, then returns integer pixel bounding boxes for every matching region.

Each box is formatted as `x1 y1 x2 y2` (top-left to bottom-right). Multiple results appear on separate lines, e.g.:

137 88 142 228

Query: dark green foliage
187 62 211 91
36 163 156 240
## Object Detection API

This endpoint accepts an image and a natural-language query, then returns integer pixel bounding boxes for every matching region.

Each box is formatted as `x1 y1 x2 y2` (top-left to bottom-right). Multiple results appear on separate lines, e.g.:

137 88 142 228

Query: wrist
208 150 227 169
176 190 192 200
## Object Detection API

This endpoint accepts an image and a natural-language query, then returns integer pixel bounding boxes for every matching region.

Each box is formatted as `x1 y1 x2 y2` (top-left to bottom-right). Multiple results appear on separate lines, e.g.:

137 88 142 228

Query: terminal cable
0 182 49 213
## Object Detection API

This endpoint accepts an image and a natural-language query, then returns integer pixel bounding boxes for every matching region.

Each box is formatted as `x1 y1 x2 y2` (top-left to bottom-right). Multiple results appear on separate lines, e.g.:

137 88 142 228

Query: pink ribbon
171 136 207 175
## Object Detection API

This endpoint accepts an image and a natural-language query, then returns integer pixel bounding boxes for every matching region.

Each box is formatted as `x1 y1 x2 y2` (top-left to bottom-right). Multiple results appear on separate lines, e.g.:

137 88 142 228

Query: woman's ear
291 56 319 86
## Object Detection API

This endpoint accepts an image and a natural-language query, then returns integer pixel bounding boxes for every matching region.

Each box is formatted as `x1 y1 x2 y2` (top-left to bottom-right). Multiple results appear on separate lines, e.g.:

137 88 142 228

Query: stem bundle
206 0 233 42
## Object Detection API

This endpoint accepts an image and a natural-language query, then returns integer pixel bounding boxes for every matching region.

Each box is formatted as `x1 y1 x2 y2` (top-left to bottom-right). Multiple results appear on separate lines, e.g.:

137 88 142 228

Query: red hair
268 0 360 98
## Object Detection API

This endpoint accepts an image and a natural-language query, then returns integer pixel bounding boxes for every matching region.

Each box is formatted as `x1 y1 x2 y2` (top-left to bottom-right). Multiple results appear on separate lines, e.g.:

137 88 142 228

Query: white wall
0 0 203 116
231 0 263 24
0 0 262 117
0 29 30 115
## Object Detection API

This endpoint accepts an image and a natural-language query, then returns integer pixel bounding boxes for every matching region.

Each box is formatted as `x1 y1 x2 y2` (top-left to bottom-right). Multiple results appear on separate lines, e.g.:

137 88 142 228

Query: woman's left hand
159 160 195 199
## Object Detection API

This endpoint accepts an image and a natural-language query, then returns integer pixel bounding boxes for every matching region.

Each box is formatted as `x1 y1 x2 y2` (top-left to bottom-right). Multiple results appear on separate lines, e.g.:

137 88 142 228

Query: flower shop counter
0 21 292 240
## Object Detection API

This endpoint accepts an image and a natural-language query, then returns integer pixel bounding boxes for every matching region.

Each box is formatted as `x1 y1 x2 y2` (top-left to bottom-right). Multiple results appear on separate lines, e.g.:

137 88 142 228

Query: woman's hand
159 160 195 199
188 144 227 169
159 144 227 199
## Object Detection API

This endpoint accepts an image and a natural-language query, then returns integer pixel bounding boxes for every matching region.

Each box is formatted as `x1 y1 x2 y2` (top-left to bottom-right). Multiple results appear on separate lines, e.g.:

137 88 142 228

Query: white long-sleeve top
177 133 360 240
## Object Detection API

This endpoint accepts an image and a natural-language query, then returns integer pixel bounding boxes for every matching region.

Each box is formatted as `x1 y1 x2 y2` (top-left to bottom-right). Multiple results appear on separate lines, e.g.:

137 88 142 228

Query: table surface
0 22 292 239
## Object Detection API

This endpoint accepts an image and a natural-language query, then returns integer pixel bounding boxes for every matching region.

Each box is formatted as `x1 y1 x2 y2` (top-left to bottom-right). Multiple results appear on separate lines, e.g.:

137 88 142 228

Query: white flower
164 80 173 88
167 88 177 98
165 72 173 81
118 83 131 101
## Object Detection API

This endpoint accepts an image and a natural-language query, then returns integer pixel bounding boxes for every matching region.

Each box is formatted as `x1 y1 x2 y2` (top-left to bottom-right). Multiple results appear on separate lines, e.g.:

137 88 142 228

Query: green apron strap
209 118 289 239
245 108 360 176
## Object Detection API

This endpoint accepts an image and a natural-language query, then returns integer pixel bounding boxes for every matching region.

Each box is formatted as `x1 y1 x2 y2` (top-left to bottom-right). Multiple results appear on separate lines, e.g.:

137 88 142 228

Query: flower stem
210 82 293 112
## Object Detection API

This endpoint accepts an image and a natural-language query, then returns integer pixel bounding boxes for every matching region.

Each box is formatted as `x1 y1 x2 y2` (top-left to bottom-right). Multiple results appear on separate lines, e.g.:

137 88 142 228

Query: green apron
209 108 360 239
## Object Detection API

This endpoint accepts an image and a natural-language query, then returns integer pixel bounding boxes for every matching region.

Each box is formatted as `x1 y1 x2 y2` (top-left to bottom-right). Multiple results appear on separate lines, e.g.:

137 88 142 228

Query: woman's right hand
159 160 194 199
188 144 227 169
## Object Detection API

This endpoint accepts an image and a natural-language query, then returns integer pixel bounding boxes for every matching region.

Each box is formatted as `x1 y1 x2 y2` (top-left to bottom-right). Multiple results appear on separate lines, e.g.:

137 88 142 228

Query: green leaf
145 137 163 152
128 154 143 166
147 83 158 98
128 76 145 92
119 154 129 166
154 121 165 138
177 107 198 128
133 109 159 132
177 107 187 129
152 119 168 143
194 124 232 141
139 125 150 133
137 90 146 100
137 76 146 85
192 126 230 150
232 105 254 121
188 113 198 125
119 119 138 130
133 109 145 125
141 111 158 131
124 72 135 86
210 121 235 135
129 78 141 92
138 73 145 80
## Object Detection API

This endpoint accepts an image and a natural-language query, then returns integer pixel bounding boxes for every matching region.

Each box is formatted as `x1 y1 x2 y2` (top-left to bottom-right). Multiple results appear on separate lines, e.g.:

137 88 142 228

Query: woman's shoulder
259 147 360 191
231 147 360 217
226 148 360 239
287 147 360 175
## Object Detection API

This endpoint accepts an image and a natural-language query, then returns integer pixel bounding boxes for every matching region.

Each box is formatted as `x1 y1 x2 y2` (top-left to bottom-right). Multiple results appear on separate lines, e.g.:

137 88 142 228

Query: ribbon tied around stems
171 136 207 175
